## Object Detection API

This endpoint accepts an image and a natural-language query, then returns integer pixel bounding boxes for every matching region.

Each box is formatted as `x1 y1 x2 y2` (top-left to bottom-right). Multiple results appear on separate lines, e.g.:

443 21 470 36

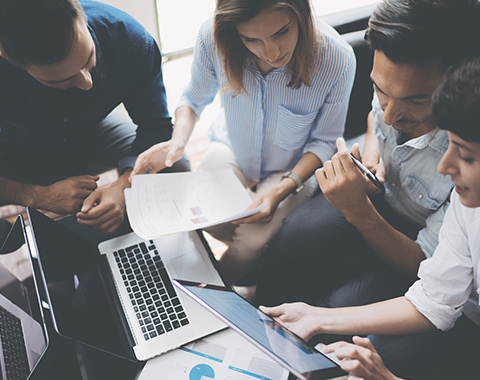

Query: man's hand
324 337 401 380
259 303 322 341
36 175 99 215
351 143 386 195
76 172 130 234
129 138 185 180
316 138 373 216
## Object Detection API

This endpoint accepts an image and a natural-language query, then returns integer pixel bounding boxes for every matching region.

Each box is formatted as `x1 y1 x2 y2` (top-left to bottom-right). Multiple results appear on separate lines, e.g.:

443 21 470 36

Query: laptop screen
26 208 133 359
0 216 48 377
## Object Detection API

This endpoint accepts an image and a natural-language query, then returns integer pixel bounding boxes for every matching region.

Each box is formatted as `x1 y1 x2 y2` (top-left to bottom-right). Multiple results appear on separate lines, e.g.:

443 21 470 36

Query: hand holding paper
125 169 264 239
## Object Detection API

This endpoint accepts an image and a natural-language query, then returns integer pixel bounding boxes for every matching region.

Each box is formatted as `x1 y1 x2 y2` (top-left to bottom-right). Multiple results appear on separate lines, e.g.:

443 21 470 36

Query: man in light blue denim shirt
371 92 452 259
255 0 480 318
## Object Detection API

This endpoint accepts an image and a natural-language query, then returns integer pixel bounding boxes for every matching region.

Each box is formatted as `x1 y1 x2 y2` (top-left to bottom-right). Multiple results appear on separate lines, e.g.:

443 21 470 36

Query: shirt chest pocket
274 105 317 151
403 173 452 211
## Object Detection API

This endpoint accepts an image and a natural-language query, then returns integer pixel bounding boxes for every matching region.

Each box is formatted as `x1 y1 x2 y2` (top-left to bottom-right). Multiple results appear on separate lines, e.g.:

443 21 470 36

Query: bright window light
157 0 378 54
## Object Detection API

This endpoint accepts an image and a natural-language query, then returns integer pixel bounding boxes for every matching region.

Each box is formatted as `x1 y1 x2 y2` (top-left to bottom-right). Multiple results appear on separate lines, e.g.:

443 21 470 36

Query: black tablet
173 279 347 380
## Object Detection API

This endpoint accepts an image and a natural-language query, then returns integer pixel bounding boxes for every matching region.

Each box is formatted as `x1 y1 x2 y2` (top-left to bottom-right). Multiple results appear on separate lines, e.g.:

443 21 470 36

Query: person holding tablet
255 0 480 314
130 0 356 283
262 57 480 380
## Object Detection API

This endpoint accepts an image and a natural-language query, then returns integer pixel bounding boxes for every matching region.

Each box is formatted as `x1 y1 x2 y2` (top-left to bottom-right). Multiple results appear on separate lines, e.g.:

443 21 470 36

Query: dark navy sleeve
118 31 173 173
82 1 173 174
121 31 172 153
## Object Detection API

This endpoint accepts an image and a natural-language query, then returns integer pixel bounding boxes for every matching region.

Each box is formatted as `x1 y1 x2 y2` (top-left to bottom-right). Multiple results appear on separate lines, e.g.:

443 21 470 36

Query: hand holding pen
350 153 385 194
316 138 385 216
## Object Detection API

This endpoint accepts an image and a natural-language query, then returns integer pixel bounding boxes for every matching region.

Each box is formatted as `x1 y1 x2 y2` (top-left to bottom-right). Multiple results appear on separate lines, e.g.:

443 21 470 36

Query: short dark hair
365 0 480 69
214 0 317 95
0 0 87 66
432 57 480 143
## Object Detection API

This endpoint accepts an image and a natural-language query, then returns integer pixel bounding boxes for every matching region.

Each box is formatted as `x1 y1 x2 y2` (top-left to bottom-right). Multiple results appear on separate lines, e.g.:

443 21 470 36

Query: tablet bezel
173 279 347 380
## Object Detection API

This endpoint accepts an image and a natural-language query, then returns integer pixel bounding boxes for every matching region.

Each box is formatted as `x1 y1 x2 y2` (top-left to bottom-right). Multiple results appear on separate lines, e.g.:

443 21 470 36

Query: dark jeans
255 191 419 308
310 314 480 380
255 192 479 379
0 107 137 185
370 315 480 379
0 107 190 245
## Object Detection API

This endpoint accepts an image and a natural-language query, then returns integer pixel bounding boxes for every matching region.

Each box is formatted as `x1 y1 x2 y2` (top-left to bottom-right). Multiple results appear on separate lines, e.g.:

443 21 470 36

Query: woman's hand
259 303 322 341
233 186 284 224
323 337 402 380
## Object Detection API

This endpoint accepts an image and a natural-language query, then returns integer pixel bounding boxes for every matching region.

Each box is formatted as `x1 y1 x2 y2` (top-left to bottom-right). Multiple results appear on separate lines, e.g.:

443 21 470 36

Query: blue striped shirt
177 17 356 183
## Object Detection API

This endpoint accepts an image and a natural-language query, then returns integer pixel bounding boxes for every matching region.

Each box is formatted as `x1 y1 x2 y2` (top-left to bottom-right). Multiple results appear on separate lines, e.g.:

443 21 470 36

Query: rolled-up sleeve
405 193 475 331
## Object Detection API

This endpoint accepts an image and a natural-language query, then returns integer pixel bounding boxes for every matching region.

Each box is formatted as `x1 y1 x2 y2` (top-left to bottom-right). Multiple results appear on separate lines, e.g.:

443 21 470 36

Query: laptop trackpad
154 232 223 286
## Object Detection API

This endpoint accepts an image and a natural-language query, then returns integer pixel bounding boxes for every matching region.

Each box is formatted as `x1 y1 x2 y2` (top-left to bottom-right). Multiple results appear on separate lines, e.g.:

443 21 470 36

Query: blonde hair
214 0 318 95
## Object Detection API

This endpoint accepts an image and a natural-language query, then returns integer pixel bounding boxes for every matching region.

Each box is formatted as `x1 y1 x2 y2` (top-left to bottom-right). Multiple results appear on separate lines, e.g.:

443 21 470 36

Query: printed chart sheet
125 169 263 239
138 328 289 380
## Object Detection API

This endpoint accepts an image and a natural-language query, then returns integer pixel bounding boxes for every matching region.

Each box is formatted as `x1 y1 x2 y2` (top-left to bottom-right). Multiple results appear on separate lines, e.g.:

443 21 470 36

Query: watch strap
281 171 304 194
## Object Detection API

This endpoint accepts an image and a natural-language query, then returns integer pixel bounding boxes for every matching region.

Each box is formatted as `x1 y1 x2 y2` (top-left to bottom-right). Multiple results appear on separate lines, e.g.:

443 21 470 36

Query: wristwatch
281 171 304 194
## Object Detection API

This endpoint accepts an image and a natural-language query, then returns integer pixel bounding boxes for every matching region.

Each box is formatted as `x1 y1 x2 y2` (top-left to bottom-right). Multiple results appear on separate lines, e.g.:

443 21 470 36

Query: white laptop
24 207 228 362
0 292 46 379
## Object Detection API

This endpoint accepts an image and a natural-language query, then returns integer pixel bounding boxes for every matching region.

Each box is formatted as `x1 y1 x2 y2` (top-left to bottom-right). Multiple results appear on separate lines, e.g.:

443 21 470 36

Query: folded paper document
125 169 263 239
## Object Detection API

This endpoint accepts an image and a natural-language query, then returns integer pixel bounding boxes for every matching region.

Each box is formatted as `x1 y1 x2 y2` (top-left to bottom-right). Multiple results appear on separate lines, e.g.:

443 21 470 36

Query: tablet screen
174 280 346 380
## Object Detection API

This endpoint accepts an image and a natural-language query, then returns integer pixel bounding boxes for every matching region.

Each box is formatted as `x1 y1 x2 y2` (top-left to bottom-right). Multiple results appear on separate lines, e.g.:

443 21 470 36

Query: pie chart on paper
189 363 215 379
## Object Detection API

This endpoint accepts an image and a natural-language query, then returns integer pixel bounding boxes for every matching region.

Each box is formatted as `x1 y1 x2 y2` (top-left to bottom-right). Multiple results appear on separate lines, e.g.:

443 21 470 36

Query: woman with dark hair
131 0 356 282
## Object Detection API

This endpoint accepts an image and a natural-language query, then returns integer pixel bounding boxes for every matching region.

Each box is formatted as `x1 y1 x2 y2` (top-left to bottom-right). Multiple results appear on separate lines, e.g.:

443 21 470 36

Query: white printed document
125 169 263 239
137 328 290 380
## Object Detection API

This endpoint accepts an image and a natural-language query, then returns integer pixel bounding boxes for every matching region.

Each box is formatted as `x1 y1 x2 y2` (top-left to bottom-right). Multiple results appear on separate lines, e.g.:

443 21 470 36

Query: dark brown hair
0 0 87 66
214 0 317 95
365 0 480 69
433 57 480 143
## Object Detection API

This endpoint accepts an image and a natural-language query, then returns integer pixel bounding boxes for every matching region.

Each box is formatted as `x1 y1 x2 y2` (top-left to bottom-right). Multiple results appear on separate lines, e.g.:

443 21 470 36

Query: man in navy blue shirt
0 0 186 235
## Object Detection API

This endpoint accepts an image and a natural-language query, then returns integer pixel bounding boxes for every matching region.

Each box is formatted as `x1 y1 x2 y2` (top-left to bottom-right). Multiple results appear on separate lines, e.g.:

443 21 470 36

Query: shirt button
391 183 396 187
418 194 423 199
64 118 68 123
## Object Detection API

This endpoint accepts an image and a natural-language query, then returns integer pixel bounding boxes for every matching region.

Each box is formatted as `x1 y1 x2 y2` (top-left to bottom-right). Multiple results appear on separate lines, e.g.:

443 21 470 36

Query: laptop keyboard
113 240 190 342
0 305 30 380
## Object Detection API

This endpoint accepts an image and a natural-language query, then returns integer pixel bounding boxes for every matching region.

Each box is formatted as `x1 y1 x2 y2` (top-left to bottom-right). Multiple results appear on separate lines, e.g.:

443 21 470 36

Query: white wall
98 0 160 42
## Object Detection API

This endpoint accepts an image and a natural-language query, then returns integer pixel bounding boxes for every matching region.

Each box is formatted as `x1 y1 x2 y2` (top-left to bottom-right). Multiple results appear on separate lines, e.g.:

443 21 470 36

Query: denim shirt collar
397 127 449 154
376 119 449 154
